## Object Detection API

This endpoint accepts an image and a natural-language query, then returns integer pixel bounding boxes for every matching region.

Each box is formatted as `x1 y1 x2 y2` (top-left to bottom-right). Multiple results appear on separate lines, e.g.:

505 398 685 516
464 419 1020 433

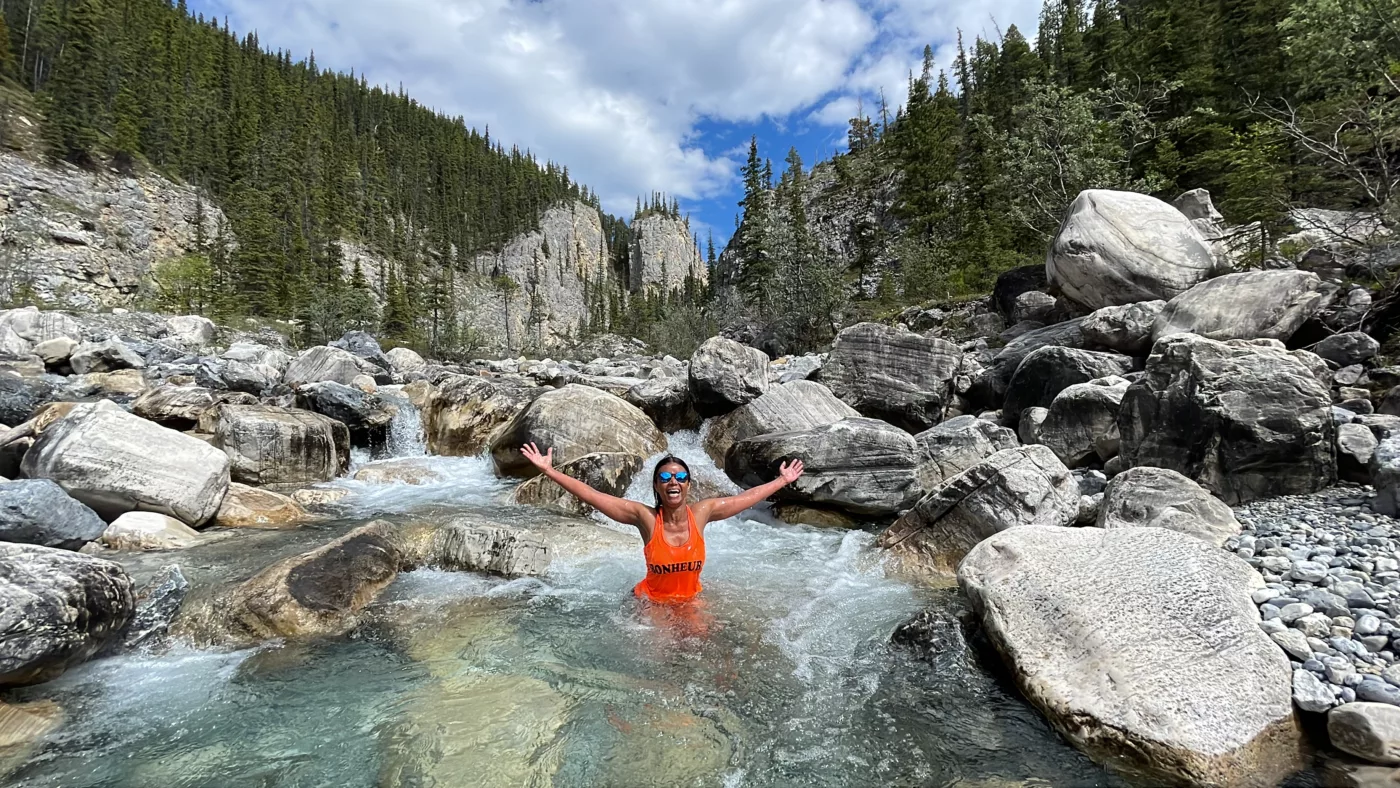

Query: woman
520 443 804 603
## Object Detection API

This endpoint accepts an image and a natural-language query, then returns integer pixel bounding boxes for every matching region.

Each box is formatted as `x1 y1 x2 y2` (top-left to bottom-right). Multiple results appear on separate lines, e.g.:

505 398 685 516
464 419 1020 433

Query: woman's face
653 462 690 509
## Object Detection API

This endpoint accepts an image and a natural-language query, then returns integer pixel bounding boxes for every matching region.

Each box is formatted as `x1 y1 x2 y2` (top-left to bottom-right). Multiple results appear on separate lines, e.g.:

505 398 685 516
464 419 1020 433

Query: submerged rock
353 459 445 486
100 512 203 551
215 483 312 528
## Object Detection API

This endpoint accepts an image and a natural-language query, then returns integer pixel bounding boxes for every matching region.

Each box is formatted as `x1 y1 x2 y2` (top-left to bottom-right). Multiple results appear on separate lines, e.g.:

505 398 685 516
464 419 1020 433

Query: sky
187 0 1044 249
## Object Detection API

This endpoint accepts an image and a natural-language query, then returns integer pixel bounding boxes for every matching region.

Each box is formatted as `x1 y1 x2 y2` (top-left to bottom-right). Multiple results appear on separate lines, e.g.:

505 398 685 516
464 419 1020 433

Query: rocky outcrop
1034 376 1130 468
1119 333 1335 504
688 336 769 416
1152 270 1337 343
1001 346 1134 422
1096 466 1240 546
880 445 1079 575
513 452 643 516
702 380 858 464
0 479 107 550
489 384 666 477
422 375 539 456
21 400 231 525
0 543 134 687
725 417 920 516
0 152 224 309
958 526 1303 786
211 405 349 486
1047 189 1222 311
820 322 962 432
627 213 707 293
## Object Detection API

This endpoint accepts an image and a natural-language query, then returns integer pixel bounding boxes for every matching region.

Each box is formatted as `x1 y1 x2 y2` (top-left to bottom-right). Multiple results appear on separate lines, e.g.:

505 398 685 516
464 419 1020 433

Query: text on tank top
634 506 705 602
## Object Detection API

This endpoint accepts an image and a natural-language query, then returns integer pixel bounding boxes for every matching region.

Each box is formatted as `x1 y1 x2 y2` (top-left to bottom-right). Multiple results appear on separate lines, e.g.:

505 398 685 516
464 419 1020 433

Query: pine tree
43 0 106 162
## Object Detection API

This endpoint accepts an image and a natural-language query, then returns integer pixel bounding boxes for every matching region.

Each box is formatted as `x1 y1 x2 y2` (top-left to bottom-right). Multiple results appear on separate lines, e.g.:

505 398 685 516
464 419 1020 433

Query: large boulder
330 330 392 372
688 336 769 416
624 376 700 434
1370 437 1400 517
0 307 81 346
1080 301 1166 356
0 479 107 550
1152 270 1337 343
1314 332 1381 368
1001 346 1134 422
489 385 667 478
1035 376 1130 468
130 384 217 430
879 445 1079 575
958 526 1303 786
1047 189 1221 311
513 452 644 516
422 375 538 456
384 346 427 375
1329 703 1400 765
1119 333 1335 504
282 345 377 387
820 322 963 432
215 483 311 529
702 380 858 464
988 317 1093 398
725 417 920 517
295 381 397 445
0 543 134 687
222 341 292 372
68 338 145 375
211 405 349 486
21 401 231 526
164 315 216 347
1096 466 1240 546
913 415 1019 490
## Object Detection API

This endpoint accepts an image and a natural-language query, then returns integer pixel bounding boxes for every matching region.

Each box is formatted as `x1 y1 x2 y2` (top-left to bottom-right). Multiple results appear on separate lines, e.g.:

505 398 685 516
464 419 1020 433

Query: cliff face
628 213 706 293
0 152 224 309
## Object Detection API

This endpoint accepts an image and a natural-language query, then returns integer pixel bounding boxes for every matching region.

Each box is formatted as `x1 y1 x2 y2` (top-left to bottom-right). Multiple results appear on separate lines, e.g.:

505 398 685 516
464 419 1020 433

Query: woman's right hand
521 442 554 471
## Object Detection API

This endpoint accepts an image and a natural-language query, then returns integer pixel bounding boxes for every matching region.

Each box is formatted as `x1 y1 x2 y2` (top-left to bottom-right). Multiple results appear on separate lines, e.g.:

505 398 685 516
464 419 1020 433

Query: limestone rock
628 212 708 293
295 381 397 445
1315 332 1381 368
725 417 920 516
489 384 666 478
1002 346 1134 422
989 317 1093 397
385 346 426 374
1119 333 1335 504
1370 437 1400 517
880 445 1079 575
81 368 147 396
1096 466 1241 546
21 401 231 525
33 337 77 367
1152 270 1337 343
120 565 189 650
1080 301 1166 355
0 308 81 346
958 526 1303 786
0 479 107 550
211 405 349 486
330 330 392 370
215 483 311 528
131 384 216 429
1339 423 1380 483
422 375 538 456
100 512 202 551
913 414 1019 490
352 459 445 485
282 345 377 387
1047 189 1221 311
1330 703 1400 765
0 375 52 426
821 322 962 432
164 315 215 347
624 376 700 434
688 336 769 416
702 380 858 464
69 337 145 374
513 452 643 516
0 543 134 686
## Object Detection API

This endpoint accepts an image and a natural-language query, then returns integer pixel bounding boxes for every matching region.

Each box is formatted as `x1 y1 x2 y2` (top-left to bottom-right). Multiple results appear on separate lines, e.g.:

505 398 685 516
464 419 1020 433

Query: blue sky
187 0 1043 249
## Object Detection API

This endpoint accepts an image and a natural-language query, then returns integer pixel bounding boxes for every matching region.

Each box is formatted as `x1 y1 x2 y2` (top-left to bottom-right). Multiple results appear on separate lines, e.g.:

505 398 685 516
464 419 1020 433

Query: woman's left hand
778 459 804 484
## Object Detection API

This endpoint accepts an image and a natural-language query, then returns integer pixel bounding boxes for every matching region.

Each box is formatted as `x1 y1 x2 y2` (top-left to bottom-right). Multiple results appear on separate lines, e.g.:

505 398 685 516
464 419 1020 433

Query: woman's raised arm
698 459 805 523
520 443 651 529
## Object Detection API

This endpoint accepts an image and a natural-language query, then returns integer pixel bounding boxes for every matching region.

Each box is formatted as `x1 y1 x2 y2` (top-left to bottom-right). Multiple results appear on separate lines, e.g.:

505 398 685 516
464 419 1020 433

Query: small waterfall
378 387 427 459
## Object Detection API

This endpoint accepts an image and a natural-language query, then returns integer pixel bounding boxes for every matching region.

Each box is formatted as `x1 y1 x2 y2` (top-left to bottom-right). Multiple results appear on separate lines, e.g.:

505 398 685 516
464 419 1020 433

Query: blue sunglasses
658 471 689 482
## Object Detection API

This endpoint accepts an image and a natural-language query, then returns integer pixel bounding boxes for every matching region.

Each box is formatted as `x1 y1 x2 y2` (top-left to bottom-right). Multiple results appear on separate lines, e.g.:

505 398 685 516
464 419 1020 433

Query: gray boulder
988 317 1092 397
1011 291 1057 324
489 384 667 478
703 380 858 464
1119 333 1335 504
880 445 1079 575
820 322 962 432
1047 189 1221 311
1036 376 1131 468
330 330 392 372
385 346 427 374
121 565 190 650
164 315 215 347
688 336 768 416
0 307 82 346
913 414 1019 490
0 543 134 687
0 375 53 426
514 452 644 517
958 526 1302 786
220 359 279 394
0 479 107 549
1001 346 1134 422
1080 301 1166 356
131 384 217 429
1329 703 1400 765
34 337 77 367
69 337 146 375
1096 466 1240 546
212 405 349 486
282 345 376 387
222 341 292 372
624 376 700 434
1315 332 1381 367
1339 423 1380 483
21 401 231 526
295 381 397 445
1371 437 1400 517
1152 270 1337 343
725 417 920 517
422 375 539 456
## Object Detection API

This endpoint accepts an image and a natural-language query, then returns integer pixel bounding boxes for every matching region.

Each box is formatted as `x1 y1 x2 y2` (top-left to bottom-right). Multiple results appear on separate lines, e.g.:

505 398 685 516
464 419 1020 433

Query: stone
120 565 189 650
329 330 392 370
100 512 202 551
687 336 769 416
32 337 76 367
282 345 376 387
958 526 1303 786
0 308 81 346
992 264 1049 317
422 375 538 456
1001 346 1135 422
1295 669 1337 713
1047 189 1222 311
1080 300 1166 355
624 376 700 434
68 337 145 374
771 504 860 528
1096 467 1241 546
21 401 231 526
490 384 666 478
215 483 312 529
130 384 216 429
820 322 963 432
1358 678 1400 706
1316 332 1381 367
1339 423 1381 483
0 543 134 686
219 359 279 395
0 479 107 550
394 518 552 578
513 452 643 517
290 487 352 510
0 375 52 426
1330 703 1400 764
881 445 1079 575
988 317 1093 398
1036 376 1131 468
1011 291 1058 324
82 368 147 396
726 417 920 516
628 212 710 293
295 381 397 445
384 346 427 374
212 405 348 486
1152 270 1337 344
164 315 216 347
914 414 1019 490
1119 333 1335 504
1272 628 1315 661
702 380 858 464
1369 437 1400 517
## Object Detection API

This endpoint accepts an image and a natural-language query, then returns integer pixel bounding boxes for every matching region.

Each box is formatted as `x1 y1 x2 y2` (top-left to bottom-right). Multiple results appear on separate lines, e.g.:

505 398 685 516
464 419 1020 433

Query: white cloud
204 0 1041 216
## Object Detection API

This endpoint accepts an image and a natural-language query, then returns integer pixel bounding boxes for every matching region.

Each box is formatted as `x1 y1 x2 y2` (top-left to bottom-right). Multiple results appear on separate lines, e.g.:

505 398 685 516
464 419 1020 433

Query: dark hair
651 455 691 508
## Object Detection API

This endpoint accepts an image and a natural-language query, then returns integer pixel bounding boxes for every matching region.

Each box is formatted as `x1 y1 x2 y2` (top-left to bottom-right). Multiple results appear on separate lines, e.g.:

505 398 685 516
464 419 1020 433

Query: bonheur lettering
647 561 703 575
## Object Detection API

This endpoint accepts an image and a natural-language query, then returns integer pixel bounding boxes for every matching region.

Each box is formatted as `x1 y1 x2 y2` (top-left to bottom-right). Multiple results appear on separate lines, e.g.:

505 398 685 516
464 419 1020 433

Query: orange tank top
633 506 705 603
